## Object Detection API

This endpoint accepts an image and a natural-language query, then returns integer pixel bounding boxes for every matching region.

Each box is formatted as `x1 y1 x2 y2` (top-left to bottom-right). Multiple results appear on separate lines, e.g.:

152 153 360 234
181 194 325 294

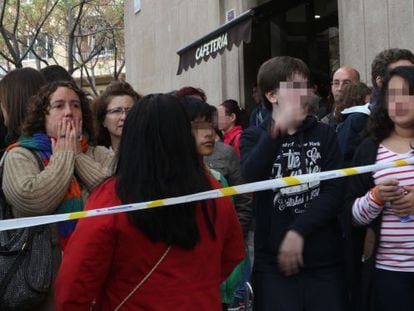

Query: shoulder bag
0 150 53 310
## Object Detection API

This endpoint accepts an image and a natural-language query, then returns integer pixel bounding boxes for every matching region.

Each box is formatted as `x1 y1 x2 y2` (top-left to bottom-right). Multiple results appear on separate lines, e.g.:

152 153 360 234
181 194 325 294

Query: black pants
375 268 414 311
252 266 348 311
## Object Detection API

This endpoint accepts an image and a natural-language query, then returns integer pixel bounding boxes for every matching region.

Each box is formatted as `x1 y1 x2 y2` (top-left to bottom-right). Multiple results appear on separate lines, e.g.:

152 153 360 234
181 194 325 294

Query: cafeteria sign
176 10 254 75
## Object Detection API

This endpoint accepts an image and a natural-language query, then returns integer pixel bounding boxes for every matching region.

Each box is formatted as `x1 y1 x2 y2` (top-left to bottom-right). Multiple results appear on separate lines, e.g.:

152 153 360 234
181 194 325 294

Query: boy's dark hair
371 48 414 88
257 56 310 110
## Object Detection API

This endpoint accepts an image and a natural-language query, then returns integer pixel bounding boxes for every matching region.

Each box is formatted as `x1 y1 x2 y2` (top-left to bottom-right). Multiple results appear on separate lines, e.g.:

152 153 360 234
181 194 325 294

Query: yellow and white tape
0 157 413 232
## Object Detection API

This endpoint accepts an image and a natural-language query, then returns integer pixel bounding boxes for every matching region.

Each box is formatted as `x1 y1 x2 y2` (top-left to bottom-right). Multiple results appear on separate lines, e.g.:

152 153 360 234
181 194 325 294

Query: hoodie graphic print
271 139 322 215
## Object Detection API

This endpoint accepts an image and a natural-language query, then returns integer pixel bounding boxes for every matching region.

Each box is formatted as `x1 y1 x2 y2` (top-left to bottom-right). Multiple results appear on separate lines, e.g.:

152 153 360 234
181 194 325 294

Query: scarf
7 133 88 249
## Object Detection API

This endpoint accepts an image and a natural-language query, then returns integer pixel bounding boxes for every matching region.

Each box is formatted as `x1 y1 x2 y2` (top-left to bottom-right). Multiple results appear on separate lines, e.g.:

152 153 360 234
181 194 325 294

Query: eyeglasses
106 107 131 116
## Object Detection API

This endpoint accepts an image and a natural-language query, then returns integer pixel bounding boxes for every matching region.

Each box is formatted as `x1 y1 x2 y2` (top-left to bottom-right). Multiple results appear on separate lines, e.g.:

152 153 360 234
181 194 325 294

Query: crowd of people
0 47 413 311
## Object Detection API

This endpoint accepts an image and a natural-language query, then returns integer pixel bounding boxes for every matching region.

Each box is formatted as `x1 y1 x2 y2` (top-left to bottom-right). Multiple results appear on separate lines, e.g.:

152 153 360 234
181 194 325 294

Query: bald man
321 66 360 126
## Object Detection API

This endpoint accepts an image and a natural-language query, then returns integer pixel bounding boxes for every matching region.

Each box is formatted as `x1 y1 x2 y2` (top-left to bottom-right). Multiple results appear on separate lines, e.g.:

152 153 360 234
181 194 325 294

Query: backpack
0 150 53 310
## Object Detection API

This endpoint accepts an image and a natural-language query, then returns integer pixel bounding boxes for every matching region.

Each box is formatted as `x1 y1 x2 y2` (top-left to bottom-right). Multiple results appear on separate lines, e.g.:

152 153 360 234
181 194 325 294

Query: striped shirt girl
352 144 414 272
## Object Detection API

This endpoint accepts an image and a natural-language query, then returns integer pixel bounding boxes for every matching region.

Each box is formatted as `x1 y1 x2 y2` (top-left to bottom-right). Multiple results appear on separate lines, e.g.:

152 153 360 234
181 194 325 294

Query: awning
176 9 255 75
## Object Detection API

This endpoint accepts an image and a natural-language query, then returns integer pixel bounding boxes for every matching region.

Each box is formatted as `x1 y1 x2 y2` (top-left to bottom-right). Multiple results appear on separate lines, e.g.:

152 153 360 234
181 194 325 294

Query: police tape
0 157 413 232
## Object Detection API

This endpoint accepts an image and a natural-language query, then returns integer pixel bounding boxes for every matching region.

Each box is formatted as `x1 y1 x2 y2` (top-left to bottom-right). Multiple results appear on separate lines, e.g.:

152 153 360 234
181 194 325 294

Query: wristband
371 185 384 205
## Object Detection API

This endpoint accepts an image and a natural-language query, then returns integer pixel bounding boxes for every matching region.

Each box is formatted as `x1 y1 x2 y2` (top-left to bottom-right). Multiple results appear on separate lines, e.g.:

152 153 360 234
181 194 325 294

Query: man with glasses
321 66 360 126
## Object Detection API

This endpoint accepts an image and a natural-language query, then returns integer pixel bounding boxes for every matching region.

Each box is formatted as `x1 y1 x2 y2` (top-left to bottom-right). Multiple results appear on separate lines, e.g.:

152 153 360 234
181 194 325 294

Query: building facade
338 0 414 85
124 0 414 111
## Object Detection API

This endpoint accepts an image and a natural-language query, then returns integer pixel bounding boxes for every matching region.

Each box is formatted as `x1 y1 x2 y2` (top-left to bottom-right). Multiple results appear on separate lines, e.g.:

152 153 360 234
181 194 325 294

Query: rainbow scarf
7 133 88 249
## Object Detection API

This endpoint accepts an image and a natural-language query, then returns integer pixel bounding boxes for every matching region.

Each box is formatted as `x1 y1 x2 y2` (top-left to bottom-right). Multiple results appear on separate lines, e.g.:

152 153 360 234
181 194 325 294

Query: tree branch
0 48 15 64
21 0 59 61
0 0 8 26
29 48 50 66
0 63 8 74
68 0 86 73
13 0 20 35
72 26 123 38
82 64 98 96
0 27 20 66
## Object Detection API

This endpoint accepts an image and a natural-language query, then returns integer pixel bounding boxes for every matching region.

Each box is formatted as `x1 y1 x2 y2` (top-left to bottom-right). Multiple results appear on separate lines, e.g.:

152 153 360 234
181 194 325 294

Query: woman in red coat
217 99 246 157
55 93 245 310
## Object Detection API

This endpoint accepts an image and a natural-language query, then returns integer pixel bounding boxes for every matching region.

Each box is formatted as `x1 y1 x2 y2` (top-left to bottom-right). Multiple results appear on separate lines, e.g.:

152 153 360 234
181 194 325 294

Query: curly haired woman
2 81 114 309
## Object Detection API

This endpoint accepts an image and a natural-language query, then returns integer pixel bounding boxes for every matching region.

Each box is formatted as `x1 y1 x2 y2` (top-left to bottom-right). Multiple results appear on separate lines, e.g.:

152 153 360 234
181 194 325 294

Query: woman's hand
374 179 404 203
277 230 304 276
73 118 83 154
51 119 77 154
392 186 414 217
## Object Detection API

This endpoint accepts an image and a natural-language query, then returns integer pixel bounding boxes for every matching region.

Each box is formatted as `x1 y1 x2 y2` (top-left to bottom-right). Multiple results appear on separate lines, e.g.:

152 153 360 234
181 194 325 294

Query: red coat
223 125 243 157
55 177 244 310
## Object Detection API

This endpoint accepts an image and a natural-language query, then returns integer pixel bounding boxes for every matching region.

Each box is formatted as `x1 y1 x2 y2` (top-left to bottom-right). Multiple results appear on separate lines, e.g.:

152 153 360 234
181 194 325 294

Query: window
24 34 53 60
79 34 115 59
134 0 141 13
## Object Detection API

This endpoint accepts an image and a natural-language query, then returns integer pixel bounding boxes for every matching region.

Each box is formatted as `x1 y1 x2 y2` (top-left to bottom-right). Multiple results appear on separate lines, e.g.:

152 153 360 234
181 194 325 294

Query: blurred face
387 75 414 128
103 95 134 140
252 87 261 104
45 87 82 138
331 68 359 102
192 118 215 156
275 73 310 110
217 105 234 132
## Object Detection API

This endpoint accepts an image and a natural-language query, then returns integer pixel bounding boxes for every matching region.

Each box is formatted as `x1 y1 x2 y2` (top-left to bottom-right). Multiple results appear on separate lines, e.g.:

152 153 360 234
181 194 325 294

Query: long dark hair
368 66 414 142
0 68 47 143
115 94 216 249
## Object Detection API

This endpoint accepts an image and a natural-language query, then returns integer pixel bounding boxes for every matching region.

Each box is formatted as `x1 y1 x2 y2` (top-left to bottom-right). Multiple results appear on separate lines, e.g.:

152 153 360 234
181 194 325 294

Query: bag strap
28 150 45 171
114 246 171 311
228 135 237 148
0 148 44 170
4 149 45 218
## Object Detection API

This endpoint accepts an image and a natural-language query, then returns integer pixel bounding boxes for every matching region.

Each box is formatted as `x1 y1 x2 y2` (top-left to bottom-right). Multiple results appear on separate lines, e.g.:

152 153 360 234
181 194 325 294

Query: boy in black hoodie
240 56 347 311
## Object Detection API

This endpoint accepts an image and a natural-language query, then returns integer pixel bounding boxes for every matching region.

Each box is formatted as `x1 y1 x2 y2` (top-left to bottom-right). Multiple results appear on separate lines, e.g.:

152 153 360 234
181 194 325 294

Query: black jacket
344 137 381 311
240 116 345 272
337 108 370 166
